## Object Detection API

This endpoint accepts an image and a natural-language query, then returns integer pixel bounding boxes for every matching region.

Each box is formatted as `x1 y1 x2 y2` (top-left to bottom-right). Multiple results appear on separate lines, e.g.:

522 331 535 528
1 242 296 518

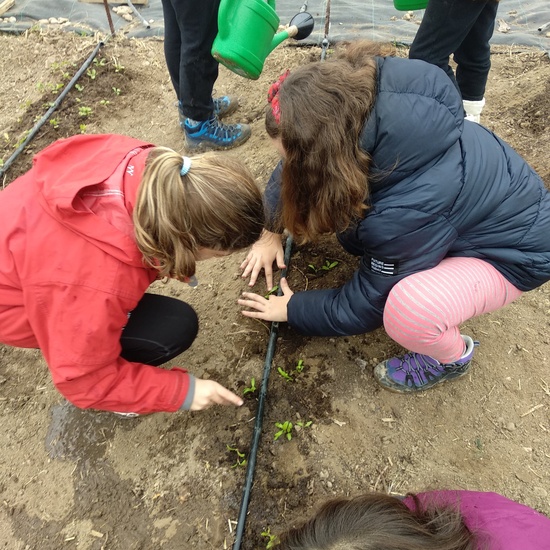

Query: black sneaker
184 116 251 151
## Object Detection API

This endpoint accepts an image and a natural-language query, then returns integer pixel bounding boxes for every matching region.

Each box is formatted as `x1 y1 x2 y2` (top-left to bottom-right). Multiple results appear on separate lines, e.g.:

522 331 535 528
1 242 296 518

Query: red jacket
0 134 191 414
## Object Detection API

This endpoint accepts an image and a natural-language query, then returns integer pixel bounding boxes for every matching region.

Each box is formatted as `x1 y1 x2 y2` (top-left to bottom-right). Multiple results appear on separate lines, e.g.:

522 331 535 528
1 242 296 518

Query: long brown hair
266 41 389 242
276 493 480 550
134 148 264 280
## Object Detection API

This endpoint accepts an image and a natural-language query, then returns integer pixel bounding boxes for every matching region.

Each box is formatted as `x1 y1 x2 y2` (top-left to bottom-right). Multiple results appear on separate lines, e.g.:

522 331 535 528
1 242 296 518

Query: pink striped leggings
383 257 523 363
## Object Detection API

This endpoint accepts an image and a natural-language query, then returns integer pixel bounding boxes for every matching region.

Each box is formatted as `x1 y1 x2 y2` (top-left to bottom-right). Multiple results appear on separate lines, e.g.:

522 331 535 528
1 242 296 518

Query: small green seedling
93 57 107 67
78 106 93 117
79 124 87 134
295 359 305 373
261 527 279 549
112 86 121 96
49 118 60 129
86 68 97 80
99 99 110 106
226 445 247 468
296 420 312 429
74 84 84 92
308 260 339 273
264 284 279 299
274 421 293 441
321 260 339 271
277 366 293 383
112 58 125 73
243 377 257 396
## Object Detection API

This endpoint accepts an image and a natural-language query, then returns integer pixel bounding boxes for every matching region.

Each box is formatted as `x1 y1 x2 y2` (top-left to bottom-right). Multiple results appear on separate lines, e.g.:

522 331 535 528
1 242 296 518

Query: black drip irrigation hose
0 41 104 182
232 235 294 550
232 4 332 546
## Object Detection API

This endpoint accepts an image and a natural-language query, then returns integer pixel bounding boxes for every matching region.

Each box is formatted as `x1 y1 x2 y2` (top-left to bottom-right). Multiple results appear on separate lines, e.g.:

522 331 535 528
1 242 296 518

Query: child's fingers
279 277 292 294
238 294 267 312
215 386 243 407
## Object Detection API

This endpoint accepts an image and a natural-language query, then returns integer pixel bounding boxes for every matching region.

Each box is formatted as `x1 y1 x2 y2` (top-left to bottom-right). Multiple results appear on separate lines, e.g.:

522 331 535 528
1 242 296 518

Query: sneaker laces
202 117 242 139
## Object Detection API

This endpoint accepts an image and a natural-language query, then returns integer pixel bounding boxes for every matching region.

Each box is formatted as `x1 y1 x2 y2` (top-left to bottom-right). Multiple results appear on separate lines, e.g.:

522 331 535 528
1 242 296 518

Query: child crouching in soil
239 41 550 394
0 134 264 415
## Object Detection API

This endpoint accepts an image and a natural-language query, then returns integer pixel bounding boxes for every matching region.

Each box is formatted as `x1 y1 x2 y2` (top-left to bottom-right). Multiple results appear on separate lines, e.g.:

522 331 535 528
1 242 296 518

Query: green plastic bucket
393 0 428 10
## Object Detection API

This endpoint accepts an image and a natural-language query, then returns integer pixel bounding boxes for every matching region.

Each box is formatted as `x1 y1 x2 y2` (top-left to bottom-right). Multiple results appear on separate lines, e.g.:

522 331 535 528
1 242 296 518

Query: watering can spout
268 28 292 55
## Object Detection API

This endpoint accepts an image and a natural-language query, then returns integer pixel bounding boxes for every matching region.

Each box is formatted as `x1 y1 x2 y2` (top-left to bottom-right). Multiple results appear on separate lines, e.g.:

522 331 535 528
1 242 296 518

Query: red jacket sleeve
26 282 190 414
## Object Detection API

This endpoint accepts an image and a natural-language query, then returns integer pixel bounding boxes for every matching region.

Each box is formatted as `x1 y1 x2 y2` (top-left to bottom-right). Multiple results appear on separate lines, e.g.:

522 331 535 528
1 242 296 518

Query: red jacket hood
34 134 154 267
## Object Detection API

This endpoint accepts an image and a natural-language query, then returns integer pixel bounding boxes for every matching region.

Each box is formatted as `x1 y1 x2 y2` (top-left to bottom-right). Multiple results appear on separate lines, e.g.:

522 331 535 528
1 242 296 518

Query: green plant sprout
243 377 257 395
295 359 305 373
264 284 279 299
74 84 84 92
79 124 87 134
78 106 93 117
93 57 107 67
308 259 339 273
296 420 313 429
99 99 110 106
112 87 121 96
261 527 279 549
111 57 125 73
321 260 339 270
49 118 59 129
86 68 97 80
274 420 293 441
226 445 247 468
277 366 293 383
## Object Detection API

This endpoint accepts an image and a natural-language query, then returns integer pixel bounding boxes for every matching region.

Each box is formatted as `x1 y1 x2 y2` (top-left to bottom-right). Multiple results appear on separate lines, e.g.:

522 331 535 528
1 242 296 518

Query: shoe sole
373 362 471 394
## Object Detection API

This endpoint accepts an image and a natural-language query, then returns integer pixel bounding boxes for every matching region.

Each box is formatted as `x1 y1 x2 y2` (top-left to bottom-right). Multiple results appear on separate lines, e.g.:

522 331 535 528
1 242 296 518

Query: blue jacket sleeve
264 160 283 232
287 207 458 336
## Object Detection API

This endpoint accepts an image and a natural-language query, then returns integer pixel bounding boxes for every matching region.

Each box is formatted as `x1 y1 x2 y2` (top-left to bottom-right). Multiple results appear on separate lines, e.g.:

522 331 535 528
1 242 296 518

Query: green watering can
393 0 428 10
212 0 314 80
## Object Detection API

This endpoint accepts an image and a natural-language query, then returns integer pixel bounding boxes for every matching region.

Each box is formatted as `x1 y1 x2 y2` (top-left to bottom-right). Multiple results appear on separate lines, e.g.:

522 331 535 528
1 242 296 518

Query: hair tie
267 69 291 124
180 156 192 176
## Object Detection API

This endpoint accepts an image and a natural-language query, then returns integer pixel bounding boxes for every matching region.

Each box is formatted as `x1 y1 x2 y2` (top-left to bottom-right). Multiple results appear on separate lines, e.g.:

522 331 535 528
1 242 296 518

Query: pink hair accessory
267 69 291 124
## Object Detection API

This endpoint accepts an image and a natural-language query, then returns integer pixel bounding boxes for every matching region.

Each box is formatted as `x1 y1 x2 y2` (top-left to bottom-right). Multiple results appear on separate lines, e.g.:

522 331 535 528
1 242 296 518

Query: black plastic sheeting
1 0 549 49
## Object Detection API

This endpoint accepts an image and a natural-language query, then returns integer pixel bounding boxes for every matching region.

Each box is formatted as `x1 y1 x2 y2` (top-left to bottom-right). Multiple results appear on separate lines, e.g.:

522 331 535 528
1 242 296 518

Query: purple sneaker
374 335 478 393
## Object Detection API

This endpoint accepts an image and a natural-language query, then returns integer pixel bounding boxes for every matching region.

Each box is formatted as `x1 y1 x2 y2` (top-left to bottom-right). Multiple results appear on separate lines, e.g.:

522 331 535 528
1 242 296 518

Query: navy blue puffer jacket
265 56 550 337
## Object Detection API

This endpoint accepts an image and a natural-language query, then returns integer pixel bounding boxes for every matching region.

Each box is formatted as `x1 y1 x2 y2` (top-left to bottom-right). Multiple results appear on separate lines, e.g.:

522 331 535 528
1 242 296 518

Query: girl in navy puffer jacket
238 41 550 394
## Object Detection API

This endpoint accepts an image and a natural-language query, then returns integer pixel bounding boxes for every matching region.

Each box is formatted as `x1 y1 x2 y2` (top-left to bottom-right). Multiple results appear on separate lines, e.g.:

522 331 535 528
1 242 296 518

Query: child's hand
238 277 292 322
240 230 285 290
190 379 244 410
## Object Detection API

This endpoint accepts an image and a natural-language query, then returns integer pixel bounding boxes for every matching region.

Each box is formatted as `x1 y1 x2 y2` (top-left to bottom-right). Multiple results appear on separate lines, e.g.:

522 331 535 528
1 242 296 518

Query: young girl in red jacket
276 490 550 550
0 134 264 415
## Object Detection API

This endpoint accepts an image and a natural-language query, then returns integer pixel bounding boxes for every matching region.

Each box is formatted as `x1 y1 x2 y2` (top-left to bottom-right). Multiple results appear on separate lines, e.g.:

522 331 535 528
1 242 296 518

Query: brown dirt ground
0 27 549 550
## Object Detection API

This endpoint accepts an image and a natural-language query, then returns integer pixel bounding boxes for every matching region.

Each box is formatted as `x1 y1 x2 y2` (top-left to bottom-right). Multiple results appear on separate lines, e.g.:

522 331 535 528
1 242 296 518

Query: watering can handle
217 0 231 38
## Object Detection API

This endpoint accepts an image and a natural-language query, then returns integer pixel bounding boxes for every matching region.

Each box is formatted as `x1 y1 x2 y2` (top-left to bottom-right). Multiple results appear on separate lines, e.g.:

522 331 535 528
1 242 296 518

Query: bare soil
0 29 549 550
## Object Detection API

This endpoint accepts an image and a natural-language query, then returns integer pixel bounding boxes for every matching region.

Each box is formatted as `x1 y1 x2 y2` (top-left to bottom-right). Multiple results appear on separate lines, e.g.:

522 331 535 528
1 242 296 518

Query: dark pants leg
161 0 221 121
454 2 498 100
120 293 198 366
409 0 498 100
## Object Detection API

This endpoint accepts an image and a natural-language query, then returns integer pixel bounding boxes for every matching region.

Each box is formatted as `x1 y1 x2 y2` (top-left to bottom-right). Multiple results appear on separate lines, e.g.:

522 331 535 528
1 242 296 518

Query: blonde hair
265 41 388 242
134 148 264 280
